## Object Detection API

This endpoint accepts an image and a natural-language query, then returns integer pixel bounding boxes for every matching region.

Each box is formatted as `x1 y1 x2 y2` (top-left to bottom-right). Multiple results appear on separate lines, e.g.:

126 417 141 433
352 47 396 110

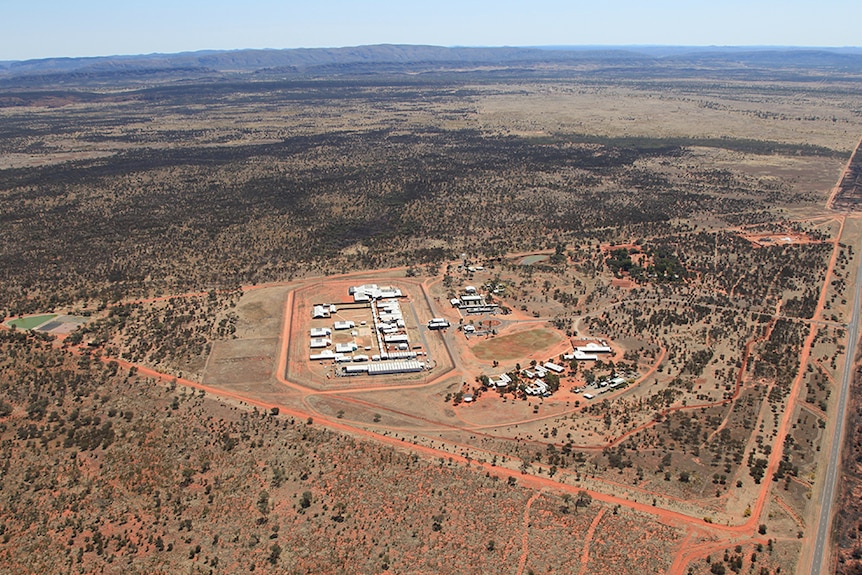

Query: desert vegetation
2 47 862 574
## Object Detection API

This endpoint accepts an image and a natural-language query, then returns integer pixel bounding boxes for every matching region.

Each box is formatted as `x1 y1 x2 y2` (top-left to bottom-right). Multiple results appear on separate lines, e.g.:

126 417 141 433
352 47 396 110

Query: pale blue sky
2 0 859 61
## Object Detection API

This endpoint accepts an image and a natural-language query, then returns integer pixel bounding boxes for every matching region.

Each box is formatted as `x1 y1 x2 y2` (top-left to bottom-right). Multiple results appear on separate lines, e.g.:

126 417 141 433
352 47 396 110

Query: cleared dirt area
471 327 563 361
203 338 279 386
741 232 820 247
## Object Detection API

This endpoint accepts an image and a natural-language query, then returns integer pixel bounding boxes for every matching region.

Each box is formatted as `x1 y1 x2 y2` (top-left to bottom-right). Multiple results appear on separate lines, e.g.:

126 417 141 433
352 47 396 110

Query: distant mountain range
1 44 861 83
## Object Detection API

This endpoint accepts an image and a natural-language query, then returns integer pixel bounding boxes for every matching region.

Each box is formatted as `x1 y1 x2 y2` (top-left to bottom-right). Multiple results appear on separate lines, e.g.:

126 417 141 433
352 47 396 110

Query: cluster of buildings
522 362 565 396
486 361 566 397
307 284 426 377
579 375 629 400
481 341 624 400
371 299 414 355
349 284 402 303
563 342 613 362
450 286 498 315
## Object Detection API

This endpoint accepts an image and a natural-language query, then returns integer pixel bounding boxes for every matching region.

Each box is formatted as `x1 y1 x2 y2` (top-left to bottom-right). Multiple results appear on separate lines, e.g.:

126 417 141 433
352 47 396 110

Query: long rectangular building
576 343 612 354
381 351 417 360
383 334 409 344
544 362 565 373
367 360 424 375
341 360 424 376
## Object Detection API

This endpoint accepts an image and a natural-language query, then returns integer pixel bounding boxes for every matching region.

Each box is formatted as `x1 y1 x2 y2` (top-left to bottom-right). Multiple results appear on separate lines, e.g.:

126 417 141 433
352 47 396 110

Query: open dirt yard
471 327 564 361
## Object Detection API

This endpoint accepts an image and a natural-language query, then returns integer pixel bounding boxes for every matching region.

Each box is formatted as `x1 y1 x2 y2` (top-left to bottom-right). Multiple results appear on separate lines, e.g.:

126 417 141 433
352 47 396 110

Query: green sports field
6 314 58 330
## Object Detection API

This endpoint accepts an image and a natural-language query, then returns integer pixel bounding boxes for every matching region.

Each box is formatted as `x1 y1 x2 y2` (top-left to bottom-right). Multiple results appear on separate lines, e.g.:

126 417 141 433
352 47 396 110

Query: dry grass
471 328 563 361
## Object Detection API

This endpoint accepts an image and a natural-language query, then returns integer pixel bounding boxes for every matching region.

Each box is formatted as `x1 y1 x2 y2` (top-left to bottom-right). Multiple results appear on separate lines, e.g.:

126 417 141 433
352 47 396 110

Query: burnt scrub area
833 364 862 574
0 122 783 316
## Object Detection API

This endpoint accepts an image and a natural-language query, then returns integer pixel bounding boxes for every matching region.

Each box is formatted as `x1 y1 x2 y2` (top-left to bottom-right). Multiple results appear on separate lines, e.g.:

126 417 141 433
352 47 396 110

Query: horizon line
2 43 861 65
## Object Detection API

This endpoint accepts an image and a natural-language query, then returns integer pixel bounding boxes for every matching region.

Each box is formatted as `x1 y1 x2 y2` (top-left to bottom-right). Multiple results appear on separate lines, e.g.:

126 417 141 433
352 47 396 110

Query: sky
2 0 859 61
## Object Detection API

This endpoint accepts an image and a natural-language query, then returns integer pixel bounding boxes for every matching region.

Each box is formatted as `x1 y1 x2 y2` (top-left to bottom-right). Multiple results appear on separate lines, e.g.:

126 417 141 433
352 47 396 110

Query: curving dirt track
577 507 607 575
516 491 542 575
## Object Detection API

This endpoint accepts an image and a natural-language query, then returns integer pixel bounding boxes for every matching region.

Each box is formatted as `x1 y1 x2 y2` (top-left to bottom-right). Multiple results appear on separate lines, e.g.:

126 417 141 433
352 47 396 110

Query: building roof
343 360 424 375
492 373 512 387
576 343 612 353
544 361 565 373
351 284 403 300
383 351 417 360
383 333 409 343
367 360 424 375
312 305 331 318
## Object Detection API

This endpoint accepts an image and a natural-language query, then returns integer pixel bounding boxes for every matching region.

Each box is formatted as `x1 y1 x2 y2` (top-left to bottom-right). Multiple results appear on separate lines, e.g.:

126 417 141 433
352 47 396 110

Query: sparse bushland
0 329 684 574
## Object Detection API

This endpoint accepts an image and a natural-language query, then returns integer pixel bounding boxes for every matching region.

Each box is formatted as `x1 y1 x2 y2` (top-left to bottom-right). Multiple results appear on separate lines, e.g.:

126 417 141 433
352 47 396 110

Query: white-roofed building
491 373 512 388
350 284 403 301
336 342 358 353
610 376 627 388
576 343 612 354
342 360 425 376
427 318 450 329
544 361 565 373
525 380 549 395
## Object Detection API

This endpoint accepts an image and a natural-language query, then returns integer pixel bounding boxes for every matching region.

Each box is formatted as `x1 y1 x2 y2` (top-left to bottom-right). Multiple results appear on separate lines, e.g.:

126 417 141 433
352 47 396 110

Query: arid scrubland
2 48 862 574
0 328 700 575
